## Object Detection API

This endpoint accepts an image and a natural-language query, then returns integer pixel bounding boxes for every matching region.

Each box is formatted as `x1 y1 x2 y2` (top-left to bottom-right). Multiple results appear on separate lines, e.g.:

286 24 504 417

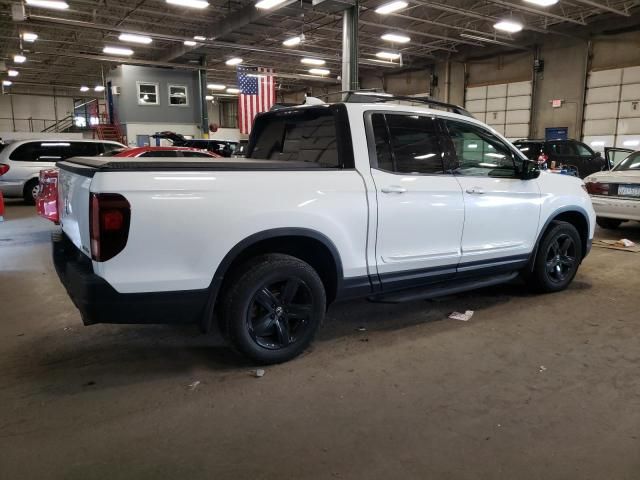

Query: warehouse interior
1 0 640 478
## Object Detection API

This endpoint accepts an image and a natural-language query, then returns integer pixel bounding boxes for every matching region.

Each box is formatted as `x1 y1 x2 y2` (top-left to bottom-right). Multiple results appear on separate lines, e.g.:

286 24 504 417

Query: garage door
582 66 640 151
465 81 532 141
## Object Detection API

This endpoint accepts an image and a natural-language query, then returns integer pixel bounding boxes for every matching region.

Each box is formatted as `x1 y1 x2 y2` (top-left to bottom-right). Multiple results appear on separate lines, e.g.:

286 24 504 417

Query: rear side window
370 113 445 174
249 107 341 167
10 142 68 161
69 142 101 157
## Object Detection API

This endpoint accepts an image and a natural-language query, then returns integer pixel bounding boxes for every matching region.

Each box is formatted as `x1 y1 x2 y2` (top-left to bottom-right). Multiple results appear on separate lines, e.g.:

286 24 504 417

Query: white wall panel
587 69 622 88
584 102 619 120
507 95 531 110
466 86 487 100
619 101 640 118
622 66 640 84
506 109 530 123
583 136 615 151
465 99 486 113
505 123 529 139
485 111 506 125
486 97 506 111
583 118 617 135
620 84 640 101
586 85 621 104
616 117 640 134
487 84 507 98
507 81 532 96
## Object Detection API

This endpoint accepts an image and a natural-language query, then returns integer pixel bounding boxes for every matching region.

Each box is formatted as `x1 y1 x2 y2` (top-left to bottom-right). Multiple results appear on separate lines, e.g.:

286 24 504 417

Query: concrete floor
1 199 640 480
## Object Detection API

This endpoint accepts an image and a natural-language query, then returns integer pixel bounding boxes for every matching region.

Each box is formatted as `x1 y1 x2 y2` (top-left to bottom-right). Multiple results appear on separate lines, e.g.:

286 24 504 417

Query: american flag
237 67 275 135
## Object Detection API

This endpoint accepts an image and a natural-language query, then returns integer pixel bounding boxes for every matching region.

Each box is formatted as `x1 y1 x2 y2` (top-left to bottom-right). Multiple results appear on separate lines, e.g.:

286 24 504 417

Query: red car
36 147 220 223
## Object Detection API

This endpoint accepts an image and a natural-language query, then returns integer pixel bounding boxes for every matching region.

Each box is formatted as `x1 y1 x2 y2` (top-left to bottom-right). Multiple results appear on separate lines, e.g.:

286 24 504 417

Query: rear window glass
248 107 340 167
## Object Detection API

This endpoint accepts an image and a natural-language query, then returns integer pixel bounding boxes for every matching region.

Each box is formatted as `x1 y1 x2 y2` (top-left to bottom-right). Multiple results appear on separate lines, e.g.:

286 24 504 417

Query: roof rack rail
342 91 474 118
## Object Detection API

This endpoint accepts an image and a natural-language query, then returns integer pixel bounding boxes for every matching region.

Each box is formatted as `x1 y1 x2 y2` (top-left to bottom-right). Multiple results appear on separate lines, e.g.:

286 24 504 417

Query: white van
0 139 125 203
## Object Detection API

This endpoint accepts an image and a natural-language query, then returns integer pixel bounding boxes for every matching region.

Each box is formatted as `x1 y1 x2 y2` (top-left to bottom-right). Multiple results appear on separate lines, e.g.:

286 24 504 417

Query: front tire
596 217 623 230
222 254 326 364
23 179 39 205
530 221 582 293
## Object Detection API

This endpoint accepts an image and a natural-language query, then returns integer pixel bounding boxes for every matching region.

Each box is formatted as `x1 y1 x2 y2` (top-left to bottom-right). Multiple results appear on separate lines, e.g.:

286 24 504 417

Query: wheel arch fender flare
528 206 591 271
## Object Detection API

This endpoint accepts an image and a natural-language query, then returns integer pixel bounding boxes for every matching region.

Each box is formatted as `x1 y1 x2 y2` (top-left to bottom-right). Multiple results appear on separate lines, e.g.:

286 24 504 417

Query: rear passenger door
367 112 465 290
442 119 541 270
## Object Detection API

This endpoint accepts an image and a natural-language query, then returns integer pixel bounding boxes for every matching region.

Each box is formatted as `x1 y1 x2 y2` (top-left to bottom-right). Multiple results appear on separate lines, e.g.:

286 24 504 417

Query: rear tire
222 254 326 364
529 221 582 293
596 217 623 230
23 179 39 205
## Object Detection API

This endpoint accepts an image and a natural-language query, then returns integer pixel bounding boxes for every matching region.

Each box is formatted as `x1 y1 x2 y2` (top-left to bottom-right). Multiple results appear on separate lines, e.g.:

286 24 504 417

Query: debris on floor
593 239 640 252
448 310 474 322
356 327 367 332
539 365 547 373
188 380 201 391
253 369 266 378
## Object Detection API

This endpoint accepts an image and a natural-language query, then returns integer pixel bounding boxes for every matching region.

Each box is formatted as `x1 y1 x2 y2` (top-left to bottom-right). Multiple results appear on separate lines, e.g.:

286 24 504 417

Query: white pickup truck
53 94 595 364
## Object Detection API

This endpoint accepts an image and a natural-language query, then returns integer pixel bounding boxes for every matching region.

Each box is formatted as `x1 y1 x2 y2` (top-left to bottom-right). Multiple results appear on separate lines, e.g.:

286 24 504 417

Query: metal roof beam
484 0 587 25
570 0 631 16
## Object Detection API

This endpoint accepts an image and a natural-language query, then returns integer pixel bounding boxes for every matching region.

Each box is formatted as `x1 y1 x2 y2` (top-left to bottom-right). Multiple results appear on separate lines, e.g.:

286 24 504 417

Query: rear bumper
52 231 209 325
591 195 640 222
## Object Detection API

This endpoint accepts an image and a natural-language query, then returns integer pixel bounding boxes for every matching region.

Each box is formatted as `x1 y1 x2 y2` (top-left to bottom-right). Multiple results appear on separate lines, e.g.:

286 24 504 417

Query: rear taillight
36 169 59 224
585 181 610 195
0 164 9 176
89 193 131 262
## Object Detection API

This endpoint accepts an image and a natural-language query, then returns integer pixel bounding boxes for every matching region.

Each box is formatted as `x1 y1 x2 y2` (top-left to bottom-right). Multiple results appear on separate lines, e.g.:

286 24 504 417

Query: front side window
137 82 159 105
445 120 519 177
574 142 593 157
614 152 640 171
514 142 542 161
168 85 188 106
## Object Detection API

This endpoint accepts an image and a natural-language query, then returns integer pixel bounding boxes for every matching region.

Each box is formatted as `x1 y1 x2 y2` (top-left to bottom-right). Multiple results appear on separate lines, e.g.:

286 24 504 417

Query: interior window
249 109 340 167
168 85 188 106
137 82 159 105
574 142 593 156
445 120 518 177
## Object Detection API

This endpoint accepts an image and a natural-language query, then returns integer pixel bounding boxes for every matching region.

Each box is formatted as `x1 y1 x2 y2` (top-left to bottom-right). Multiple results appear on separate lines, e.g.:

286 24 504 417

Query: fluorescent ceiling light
166 0 209 8
255 0 287 9
94 85 105 92
119 33 152 44
283 36 301 47
2 80 12 86
80 86 89 92
103 46 134 56
301 58 325 65
25 0 69 10
375 1 408 14
22 32 38 42
494 20 523 33
376 51 401 60
225 57 243 66
226 88 240 94
14 54 27 63
381 33 410 43
8 70 19 77
207 83 226 90
184 40 197 46
194 36 207 41
205 95 214 100
523 0 558 5
309 68 330 75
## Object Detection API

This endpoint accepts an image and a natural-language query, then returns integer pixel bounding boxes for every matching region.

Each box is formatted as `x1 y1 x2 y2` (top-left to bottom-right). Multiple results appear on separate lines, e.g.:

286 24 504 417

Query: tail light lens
36 169 59 224
585 181 610 195
0 164 9 176
90 193 131 262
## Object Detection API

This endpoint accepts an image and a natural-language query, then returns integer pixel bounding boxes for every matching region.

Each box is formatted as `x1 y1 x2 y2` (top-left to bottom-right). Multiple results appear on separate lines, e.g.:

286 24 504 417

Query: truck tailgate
57 160 96 257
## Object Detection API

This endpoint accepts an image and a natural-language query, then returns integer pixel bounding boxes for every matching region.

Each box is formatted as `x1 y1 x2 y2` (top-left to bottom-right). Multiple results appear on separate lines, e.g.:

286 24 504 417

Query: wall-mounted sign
551 99 563 108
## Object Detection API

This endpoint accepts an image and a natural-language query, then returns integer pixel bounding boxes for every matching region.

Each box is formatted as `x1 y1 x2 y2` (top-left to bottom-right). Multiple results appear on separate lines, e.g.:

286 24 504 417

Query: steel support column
342 4 359 94
198 56 209 139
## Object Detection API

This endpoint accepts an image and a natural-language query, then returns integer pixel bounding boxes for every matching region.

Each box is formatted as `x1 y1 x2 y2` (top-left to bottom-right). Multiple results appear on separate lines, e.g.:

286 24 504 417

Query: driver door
442 119 541 271
604 147 634 170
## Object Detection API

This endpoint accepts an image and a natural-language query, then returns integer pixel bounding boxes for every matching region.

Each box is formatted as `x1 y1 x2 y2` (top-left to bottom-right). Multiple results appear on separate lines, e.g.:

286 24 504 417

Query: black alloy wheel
248 279 313 350
544 233 577 284
222 254 326 364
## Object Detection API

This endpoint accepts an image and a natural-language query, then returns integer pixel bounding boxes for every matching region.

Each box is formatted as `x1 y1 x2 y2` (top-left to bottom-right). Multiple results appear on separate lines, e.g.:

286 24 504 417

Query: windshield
613 152 640 171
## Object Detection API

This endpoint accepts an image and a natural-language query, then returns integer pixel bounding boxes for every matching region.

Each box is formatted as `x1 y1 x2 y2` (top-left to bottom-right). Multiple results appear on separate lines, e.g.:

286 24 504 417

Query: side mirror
520 159 540 180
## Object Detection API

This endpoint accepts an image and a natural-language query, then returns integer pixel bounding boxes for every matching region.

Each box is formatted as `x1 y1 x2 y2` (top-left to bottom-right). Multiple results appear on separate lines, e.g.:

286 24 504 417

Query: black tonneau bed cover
57 156 335 177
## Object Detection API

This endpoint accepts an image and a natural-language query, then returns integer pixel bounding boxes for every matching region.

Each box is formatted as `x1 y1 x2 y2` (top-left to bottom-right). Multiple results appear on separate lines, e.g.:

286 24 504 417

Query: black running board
368 272 519 304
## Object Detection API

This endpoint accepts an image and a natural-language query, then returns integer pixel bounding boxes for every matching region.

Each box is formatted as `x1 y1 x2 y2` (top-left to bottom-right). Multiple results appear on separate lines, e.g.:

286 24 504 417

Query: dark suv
513 139 605 179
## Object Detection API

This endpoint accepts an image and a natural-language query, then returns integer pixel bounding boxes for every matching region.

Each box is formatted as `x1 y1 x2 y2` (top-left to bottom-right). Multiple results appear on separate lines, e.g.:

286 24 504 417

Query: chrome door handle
381 186 407 194
466 187 485 195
